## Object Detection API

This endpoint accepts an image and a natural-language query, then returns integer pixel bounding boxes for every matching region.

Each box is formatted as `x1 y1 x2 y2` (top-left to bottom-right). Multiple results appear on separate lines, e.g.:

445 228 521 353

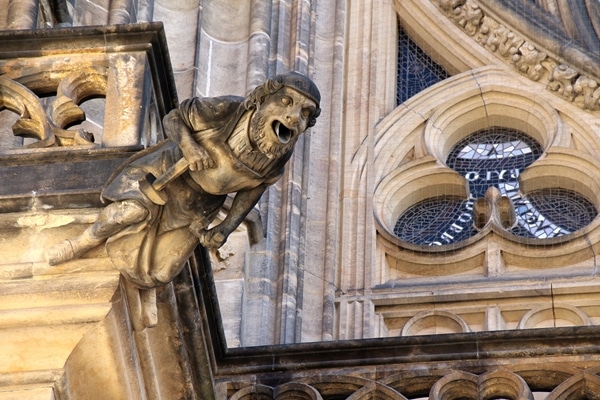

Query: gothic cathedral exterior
1 0 600 398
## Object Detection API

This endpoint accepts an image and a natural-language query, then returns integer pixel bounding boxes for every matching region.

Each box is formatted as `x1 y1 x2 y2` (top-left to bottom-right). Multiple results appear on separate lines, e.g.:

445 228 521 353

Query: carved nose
285 114 297 125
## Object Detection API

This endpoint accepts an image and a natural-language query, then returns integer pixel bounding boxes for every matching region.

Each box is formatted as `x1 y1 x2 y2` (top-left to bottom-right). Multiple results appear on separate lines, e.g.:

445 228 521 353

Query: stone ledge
0 273 119 308
0 303 114 329
0 148 140 213
0 370 62 399
0 259 115 281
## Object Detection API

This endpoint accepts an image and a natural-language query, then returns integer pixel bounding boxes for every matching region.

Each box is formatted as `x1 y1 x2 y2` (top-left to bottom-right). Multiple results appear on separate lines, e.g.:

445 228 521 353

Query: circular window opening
394 127 597 246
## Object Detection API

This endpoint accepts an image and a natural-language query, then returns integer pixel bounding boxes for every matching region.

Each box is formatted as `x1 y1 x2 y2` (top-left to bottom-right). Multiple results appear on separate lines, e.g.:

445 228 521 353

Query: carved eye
302 106 315 118
280 96 292 106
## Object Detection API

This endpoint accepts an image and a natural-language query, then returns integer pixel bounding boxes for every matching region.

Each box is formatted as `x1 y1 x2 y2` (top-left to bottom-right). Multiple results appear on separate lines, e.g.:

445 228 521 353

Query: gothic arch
546 371 600 400
430 369 533 400
401 310 471 336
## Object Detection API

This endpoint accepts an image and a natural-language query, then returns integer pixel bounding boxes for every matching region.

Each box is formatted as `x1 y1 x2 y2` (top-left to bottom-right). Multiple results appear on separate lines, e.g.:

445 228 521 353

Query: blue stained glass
393 197 477 246
446 127 542 199
509 188 596 238
397 23 450 105
394 127 597 246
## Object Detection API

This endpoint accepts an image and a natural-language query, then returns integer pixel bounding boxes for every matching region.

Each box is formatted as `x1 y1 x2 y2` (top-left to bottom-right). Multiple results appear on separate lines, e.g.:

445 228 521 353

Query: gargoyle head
244 72 321 159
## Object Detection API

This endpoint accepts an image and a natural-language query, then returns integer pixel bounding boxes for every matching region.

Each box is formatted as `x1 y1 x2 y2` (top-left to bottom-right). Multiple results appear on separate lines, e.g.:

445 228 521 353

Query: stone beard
249 107 298 160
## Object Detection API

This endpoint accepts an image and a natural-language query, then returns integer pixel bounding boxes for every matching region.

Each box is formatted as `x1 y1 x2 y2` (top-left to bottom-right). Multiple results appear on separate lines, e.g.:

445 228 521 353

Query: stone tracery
0 68 107 148
0 68 107 149
375 66 600 265
0 76 53 148
393 126 598 246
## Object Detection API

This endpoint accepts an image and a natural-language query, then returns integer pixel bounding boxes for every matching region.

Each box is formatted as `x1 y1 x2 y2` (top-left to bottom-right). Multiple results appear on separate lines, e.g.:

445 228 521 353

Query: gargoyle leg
47 199 148 265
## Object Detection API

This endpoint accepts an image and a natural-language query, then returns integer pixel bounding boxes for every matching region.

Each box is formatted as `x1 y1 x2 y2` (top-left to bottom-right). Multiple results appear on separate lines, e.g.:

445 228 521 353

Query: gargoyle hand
182 142 216 171
190 222 228 249
199 228 227 249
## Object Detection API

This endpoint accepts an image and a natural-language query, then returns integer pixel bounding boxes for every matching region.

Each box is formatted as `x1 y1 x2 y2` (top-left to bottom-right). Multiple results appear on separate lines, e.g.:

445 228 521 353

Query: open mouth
272 120 294 143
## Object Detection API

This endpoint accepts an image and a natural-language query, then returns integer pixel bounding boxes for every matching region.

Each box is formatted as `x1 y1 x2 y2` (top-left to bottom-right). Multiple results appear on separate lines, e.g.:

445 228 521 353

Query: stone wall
2 0 600 398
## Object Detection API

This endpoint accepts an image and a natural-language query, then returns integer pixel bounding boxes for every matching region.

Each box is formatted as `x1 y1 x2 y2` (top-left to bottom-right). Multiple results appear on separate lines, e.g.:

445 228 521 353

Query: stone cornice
188 246 600 397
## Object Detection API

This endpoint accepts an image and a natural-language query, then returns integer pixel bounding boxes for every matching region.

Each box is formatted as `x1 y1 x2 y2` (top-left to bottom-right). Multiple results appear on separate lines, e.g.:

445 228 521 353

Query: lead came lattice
394 127 597 245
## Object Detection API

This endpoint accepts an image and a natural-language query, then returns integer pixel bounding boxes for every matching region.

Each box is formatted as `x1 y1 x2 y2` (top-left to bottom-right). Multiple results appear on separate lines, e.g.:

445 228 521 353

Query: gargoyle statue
47 71 320 329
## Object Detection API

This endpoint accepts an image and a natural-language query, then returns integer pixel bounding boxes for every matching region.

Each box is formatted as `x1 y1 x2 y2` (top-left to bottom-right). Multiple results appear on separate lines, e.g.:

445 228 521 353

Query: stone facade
2 0 600 399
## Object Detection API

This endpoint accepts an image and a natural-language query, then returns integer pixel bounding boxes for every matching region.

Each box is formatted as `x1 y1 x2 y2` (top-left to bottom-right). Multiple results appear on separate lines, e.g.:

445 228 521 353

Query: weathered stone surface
2 0 600 398
46 72 321 334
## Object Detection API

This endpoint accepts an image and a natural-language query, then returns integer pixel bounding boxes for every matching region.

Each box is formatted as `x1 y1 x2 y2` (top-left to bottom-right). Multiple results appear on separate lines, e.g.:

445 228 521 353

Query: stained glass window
446 127 542 199
510 188 597 239
393 196 477 246
394 127 597 245
397 23 450 105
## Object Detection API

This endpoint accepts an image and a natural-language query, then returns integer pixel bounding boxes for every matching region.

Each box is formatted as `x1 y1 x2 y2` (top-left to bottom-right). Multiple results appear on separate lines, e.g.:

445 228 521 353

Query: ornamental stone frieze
432 0 600 112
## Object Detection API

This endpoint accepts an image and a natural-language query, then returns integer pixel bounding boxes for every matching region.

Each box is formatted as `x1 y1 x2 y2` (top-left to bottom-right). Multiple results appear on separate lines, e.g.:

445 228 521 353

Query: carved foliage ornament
433 0 600 111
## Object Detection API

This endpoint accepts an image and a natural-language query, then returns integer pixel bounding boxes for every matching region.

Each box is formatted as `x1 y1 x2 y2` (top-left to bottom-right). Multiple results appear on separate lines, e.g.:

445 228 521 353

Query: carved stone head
244 72 321 159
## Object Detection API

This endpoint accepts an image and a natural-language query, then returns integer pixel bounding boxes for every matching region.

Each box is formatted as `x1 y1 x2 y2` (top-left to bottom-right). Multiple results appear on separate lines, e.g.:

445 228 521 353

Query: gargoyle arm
199 184 267 248
163 110 215 171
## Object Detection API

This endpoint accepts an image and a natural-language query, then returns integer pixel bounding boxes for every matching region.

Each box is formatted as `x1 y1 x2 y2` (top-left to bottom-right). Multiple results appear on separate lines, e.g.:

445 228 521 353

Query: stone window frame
373 65 600 277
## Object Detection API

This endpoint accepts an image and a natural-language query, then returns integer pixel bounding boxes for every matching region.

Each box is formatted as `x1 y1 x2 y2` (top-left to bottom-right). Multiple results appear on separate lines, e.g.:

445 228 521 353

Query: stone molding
432 0 600 112
189 249 600 399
